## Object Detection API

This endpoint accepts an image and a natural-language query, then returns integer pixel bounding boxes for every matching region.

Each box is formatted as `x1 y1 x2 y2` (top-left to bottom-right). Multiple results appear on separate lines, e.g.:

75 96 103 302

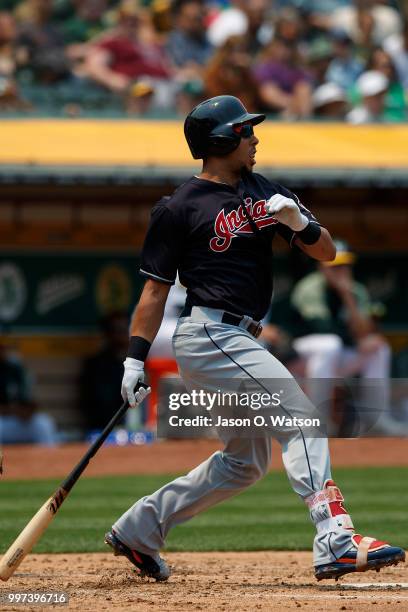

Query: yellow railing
2 121 408 167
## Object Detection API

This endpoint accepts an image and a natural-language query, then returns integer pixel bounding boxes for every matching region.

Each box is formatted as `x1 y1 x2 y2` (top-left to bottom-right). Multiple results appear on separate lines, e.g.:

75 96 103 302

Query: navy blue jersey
140 171 318 321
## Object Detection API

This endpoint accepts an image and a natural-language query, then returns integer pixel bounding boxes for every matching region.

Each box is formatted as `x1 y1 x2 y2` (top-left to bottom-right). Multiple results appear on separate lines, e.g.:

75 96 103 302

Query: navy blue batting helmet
184 95 265 159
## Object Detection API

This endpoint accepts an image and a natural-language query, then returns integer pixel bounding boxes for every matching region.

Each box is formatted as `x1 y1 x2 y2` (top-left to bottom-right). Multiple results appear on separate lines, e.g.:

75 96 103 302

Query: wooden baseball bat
0 387 144 581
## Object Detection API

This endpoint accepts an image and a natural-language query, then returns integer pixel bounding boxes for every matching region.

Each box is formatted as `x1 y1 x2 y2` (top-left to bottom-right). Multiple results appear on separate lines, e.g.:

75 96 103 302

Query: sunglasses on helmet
232 123 254 138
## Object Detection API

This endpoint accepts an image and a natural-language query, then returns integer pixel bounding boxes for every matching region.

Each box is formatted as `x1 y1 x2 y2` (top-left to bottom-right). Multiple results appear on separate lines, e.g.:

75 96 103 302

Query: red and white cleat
315 533 405 581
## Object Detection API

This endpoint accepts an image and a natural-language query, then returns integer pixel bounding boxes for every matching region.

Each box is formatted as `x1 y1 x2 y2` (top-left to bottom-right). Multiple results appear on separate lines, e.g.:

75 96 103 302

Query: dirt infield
1 439 407 610
1 438 408 481
1 551 407 611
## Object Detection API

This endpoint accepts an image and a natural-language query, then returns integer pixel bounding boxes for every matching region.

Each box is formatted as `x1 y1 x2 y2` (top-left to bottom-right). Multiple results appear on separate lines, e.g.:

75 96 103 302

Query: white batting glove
266 194 309 232
121 357 151 408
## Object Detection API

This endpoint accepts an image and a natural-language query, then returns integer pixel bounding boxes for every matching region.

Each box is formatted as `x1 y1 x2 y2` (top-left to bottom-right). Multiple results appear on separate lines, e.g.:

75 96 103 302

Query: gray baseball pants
113 309 354 566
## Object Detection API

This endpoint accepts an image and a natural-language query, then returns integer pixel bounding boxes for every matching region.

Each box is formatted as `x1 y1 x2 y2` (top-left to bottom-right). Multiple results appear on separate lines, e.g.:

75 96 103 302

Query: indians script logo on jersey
210 197 278 253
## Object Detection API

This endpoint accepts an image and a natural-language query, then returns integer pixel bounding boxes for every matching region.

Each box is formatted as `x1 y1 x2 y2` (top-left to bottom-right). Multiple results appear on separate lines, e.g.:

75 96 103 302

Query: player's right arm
121 280 171 407
121 199 183 407
130 279 171 342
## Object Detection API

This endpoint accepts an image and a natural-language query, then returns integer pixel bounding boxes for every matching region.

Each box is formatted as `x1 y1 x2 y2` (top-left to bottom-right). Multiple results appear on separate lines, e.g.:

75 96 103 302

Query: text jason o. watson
168 415 321 427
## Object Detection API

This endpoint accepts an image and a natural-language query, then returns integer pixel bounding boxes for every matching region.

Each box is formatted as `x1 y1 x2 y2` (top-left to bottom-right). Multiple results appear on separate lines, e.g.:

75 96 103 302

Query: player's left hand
266 194 309 232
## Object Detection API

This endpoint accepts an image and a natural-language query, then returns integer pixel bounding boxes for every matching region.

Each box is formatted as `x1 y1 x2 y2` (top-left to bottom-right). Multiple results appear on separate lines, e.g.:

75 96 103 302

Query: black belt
180 305 263 339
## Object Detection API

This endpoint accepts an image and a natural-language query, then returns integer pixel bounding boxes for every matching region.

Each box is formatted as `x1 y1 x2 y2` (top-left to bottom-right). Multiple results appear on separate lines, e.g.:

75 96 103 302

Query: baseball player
105 96 405 581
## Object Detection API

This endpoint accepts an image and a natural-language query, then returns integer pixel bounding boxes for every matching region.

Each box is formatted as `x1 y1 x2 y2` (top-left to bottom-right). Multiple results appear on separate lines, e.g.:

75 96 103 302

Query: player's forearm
129 279 171 343
294 227 336 262
340 291 373 339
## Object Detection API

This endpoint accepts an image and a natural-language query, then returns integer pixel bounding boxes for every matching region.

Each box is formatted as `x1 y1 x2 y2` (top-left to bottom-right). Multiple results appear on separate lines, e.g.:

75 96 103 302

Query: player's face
230 122 259 172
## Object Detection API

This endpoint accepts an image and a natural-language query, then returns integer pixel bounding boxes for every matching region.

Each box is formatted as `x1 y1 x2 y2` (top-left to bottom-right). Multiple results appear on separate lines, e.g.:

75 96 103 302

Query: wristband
295 222 321 245
128 336 151 361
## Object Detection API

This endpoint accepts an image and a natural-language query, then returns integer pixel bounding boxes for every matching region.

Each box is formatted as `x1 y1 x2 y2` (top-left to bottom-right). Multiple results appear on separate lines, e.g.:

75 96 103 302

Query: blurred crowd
0 0 407 120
